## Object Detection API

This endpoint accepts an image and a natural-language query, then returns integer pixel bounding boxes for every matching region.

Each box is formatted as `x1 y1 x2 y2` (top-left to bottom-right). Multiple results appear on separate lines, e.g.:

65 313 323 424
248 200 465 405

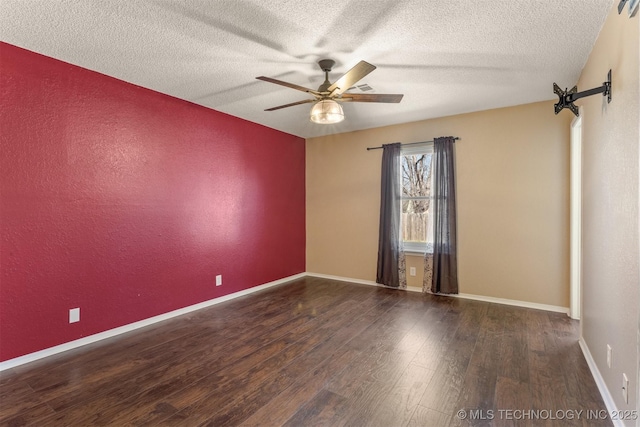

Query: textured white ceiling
0 0 613 138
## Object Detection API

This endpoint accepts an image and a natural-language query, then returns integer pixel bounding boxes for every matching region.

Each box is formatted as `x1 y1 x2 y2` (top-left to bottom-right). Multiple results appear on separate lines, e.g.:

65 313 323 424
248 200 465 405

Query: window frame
400 143 434 255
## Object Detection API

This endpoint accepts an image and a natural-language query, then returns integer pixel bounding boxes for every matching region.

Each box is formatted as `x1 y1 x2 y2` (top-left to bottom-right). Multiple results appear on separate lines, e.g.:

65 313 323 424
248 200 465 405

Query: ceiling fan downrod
317 59 335 94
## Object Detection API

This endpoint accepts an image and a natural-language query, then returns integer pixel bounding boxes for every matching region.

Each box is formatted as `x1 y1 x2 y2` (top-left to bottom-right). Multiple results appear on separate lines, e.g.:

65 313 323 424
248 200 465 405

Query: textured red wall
0 42 305 362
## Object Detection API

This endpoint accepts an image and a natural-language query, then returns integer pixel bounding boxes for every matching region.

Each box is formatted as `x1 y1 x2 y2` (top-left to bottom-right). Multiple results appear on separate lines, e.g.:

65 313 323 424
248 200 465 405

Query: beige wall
307 100 572 307
579 4 639 417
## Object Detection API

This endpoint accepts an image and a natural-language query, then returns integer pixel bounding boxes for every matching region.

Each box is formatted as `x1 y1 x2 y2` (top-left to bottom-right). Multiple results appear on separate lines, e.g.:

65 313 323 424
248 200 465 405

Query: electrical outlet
622 373 629 404
607 344 612 368
409 267 416 277
216 275 222 286
69 308 80 323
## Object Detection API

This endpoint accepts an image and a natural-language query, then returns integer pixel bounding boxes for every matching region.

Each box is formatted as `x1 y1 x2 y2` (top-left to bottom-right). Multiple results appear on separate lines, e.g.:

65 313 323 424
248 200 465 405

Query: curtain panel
376 143 407 289
425 136 458 294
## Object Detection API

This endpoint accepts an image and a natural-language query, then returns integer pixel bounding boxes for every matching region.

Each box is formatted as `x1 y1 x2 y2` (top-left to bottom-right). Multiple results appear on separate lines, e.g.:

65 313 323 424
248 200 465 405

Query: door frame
570 112 583 321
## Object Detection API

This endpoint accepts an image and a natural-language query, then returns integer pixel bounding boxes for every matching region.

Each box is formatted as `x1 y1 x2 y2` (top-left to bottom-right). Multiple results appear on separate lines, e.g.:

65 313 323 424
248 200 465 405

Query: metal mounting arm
553 69 612 117
618 0 628 14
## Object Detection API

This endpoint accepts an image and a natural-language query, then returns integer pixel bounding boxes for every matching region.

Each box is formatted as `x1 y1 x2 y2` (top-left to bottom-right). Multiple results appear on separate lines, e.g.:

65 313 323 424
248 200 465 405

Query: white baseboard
0 271 571 371
453 292 569 314
305 272 569 314
579 337 624 427
305 272 423 293
0 273 305 372
305 272 379 287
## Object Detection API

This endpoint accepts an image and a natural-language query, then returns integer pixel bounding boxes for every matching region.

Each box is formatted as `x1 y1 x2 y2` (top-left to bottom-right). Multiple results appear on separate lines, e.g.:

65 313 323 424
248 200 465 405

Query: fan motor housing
318 59 335 72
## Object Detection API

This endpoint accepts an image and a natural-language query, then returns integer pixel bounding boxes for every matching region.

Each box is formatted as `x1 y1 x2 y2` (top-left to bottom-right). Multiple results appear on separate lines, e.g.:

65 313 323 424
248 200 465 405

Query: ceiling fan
256 59 403 124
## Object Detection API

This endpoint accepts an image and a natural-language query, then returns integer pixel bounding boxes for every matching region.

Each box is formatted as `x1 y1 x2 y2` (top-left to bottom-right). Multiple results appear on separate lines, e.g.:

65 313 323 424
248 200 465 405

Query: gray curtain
429 136 458 294
376 143 406 289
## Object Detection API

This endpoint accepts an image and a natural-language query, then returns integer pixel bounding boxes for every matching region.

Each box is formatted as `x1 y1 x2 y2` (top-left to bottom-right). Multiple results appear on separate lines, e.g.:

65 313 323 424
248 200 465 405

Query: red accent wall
0 42 305 362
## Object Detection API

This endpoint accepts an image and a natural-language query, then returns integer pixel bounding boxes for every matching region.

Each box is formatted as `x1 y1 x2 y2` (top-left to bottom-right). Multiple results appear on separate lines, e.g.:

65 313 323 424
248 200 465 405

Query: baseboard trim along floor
579 337 624 427
0 272 306 372
0 271 571 371
305 272 569 315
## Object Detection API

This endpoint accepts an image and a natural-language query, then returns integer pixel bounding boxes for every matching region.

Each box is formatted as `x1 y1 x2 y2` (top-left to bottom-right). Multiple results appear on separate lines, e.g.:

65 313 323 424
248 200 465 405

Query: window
401 144 434 253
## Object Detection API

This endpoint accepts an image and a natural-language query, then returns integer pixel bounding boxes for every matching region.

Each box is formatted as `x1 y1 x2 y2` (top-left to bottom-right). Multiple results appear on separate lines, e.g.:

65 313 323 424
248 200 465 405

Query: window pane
402 208 428 243
401 153 433 247
402 154 432 198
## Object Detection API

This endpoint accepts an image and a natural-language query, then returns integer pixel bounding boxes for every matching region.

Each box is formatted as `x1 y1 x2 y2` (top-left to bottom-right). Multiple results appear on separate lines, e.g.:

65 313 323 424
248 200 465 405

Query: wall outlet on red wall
69 308 80 323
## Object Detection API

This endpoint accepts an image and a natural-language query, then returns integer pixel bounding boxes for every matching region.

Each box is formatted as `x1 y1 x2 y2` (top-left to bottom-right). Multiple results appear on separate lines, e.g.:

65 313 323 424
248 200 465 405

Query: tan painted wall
307 100 572 307
578 4 639 415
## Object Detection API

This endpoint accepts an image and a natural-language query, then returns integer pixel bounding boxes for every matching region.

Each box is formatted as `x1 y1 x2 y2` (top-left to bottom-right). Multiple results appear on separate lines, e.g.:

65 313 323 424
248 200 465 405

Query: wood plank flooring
0 277 611 426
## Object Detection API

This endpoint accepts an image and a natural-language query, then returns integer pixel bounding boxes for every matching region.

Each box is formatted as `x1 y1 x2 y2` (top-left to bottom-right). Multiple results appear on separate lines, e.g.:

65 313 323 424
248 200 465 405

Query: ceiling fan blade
327 61 376 96
256 76 320 95
264 99 315 111
340 93 404 103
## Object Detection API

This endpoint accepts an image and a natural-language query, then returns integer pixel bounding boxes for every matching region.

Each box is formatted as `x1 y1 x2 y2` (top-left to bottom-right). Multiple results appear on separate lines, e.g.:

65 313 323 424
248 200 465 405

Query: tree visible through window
401 146 434 252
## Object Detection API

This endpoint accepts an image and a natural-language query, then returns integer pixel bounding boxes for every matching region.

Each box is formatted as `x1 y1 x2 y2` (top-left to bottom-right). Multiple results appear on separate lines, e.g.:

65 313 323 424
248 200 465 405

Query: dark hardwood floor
0 277 611 426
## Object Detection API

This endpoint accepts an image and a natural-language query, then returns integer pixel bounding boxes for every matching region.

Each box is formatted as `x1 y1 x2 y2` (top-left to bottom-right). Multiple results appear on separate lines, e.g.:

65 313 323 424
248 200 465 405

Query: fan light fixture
310 99 344 124
256 59 403 123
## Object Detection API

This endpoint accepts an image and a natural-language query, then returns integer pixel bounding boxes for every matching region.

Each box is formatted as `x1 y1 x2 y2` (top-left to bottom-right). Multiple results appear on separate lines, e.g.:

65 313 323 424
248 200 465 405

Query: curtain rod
366 137 460 151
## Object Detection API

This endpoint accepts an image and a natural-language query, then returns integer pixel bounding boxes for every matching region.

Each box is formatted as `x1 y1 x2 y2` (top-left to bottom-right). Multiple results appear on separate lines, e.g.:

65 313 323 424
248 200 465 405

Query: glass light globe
310 99 345 124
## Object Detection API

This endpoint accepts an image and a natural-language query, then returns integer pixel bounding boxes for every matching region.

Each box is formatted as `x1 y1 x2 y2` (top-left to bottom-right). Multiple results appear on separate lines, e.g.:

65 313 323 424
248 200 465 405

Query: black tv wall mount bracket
553 69 612 116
